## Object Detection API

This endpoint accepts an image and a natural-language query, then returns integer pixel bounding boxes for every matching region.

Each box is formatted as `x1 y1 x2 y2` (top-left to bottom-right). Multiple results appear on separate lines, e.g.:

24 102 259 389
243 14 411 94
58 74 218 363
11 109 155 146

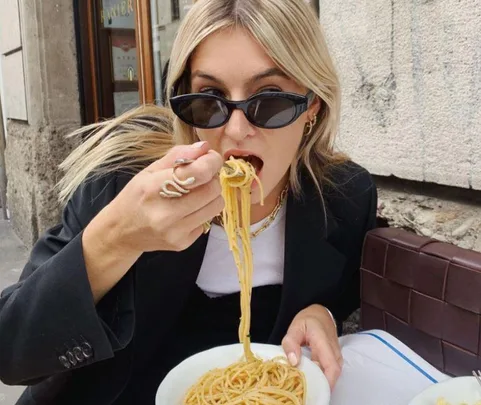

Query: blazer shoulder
67 171 132 228
320 160 378 233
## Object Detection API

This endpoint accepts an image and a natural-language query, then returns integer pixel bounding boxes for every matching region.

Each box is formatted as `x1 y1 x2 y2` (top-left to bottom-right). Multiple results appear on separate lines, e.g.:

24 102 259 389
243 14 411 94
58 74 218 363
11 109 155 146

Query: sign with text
101 0 135 29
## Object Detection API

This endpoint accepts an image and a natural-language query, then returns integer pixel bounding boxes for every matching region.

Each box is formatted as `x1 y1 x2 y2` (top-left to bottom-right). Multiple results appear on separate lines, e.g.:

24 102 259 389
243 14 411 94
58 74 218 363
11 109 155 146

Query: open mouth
229 154 264 174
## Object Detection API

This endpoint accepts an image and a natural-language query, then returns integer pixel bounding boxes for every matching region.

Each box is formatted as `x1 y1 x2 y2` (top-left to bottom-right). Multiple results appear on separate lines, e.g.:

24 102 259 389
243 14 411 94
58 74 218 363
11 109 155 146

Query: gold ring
202 221 212 234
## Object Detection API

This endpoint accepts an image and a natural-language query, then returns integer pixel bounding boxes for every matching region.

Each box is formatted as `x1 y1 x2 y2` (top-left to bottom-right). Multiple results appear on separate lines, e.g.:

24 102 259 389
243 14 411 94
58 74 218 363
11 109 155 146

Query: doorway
77 0 155 123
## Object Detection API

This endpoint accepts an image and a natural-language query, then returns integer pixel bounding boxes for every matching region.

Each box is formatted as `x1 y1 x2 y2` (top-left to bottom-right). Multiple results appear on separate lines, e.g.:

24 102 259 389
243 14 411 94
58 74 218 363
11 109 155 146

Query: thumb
281 322 306 367
144 141 209 172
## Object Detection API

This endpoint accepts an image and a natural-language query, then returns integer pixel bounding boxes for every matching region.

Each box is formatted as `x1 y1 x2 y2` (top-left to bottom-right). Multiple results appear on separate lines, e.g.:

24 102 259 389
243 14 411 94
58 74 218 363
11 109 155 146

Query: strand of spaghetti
183 157 306 405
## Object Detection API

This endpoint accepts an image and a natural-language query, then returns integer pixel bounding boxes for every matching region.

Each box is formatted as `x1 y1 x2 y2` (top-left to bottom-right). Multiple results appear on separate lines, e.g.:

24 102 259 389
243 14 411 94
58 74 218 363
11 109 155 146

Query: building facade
0 0 480 249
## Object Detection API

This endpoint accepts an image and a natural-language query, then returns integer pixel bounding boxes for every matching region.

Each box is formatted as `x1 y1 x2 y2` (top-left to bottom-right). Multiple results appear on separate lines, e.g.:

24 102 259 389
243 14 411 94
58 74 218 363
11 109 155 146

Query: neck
250 176 288 224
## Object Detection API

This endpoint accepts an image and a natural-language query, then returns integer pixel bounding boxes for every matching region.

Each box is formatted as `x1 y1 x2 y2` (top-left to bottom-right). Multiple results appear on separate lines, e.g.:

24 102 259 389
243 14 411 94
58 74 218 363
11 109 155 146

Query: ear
307 95 321 120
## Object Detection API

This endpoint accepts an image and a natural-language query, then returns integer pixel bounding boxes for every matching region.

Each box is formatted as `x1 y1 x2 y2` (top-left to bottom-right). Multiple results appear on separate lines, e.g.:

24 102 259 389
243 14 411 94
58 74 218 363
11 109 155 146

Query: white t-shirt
196 203 286 297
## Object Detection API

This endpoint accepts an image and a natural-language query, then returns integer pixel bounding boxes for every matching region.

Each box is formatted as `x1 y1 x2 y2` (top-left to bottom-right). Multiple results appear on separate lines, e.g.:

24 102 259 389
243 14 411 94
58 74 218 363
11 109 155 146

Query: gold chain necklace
214 185 289 238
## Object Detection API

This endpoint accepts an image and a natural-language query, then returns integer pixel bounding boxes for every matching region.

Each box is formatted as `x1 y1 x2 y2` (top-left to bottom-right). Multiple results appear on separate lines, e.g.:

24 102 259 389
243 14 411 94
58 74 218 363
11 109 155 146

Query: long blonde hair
58 0 347 204
57 105 174 203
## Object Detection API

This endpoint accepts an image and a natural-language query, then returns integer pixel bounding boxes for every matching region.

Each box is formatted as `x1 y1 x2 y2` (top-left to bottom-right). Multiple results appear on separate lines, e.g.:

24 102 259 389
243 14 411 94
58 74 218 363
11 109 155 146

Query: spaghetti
183 157 306 405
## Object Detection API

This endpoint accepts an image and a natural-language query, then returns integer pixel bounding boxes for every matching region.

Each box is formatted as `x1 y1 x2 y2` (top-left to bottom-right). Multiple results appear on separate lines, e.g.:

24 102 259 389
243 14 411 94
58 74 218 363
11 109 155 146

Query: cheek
266 126 304 166
196 129 222 151
258 126 303 197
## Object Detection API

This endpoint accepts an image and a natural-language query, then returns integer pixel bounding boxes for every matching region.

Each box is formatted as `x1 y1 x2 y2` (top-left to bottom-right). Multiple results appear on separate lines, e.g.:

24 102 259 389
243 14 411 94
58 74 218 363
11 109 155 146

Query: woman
0 0 377 404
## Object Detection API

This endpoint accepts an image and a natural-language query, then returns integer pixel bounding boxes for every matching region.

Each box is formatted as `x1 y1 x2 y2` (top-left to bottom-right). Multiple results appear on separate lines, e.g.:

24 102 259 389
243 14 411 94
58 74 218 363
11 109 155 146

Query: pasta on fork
183 157 307 405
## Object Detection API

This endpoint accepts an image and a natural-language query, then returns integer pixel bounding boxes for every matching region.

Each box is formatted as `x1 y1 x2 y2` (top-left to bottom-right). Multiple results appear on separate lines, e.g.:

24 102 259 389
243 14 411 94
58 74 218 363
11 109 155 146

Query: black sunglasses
169 90 313 129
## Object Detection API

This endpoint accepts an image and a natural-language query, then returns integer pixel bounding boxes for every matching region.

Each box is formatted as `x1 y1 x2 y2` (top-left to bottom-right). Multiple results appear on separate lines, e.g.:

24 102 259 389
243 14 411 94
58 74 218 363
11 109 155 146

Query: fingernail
174 158 195 166
191 141 207 148
288 352 298 366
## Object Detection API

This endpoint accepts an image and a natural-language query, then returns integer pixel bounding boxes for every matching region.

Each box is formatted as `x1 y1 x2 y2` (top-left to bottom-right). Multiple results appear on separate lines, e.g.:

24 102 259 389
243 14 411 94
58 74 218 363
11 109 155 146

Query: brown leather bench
360 227 481 377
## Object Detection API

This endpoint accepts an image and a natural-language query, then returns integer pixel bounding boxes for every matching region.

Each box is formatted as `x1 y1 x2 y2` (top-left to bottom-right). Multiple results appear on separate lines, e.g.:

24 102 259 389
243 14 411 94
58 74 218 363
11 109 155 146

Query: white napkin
301 329 450 405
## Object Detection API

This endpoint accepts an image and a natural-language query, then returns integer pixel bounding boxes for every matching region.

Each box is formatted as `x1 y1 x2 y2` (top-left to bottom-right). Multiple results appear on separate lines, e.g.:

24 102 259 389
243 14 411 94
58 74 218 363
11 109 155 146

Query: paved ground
0 220 28 404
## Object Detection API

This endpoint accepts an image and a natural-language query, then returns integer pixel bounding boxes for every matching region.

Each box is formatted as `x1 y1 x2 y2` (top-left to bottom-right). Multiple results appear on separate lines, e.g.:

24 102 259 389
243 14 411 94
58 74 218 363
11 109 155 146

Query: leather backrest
360 227 481 376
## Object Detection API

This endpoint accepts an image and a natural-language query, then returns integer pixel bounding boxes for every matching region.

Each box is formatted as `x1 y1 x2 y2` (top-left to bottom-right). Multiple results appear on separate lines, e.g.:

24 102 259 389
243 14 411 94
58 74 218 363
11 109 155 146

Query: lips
224 150 264 174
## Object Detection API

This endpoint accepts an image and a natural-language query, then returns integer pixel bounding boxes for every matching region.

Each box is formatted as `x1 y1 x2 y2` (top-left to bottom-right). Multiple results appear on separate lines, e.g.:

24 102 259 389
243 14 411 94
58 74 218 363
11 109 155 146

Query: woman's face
189 27 320 204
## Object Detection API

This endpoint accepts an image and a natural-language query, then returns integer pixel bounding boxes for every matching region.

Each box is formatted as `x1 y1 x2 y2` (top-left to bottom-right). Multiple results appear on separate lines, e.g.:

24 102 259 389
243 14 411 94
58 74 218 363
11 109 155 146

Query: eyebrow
249 67 290 84
190 67 290 87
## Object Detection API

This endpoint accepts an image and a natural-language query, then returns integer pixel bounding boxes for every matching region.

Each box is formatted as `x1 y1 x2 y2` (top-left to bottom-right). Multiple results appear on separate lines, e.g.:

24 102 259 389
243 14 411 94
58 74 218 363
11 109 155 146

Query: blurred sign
101 0 135 28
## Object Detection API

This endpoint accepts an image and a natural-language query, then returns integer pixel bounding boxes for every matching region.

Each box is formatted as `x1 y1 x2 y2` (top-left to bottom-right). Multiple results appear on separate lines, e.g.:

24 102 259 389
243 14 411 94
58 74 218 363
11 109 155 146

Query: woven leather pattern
360 228 481 377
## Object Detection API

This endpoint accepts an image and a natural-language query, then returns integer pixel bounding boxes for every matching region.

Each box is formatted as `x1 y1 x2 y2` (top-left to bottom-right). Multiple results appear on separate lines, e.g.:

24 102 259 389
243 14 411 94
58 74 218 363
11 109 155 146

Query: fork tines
222 163 245 178
472 370 481 388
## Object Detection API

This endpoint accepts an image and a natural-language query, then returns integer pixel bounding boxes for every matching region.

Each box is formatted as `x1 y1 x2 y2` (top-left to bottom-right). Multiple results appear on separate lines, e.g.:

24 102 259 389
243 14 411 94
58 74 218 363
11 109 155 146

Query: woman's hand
82 141 224 302
103 140 224 254
282 304 343 391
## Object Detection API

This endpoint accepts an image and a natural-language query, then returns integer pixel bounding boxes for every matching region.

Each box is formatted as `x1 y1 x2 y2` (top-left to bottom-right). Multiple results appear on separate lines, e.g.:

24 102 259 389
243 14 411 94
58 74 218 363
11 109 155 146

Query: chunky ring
173 158 195 168
202 221 212 234
159 167 196 198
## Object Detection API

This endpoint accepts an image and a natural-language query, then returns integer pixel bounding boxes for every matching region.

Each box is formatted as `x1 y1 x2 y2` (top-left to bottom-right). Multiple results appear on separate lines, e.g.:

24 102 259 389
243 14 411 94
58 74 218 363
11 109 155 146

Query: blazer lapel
269 175 347 343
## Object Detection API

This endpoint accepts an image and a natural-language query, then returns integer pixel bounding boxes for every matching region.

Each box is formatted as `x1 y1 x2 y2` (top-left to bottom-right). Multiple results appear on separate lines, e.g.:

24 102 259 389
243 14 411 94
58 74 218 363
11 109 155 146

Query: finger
144 141 210 172
183 224 205 248
309 333 342 390
177 194 225 232
148 149 223 195
324 341 343 378
167 223 206 252
281 322 306 367
173 149 223 189
176 177 222 216
143 152 222 201
331 341 343 367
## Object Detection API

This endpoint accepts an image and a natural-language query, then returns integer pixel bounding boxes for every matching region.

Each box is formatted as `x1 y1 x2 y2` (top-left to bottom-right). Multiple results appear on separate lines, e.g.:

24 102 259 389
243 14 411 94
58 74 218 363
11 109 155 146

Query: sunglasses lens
247 96 297 128
176 98 228 128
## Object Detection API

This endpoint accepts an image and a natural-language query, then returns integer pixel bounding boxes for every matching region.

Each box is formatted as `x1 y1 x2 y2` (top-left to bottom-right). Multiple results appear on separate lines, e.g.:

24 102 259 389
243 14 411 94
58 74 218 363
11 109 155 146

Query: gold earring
304 115 318 136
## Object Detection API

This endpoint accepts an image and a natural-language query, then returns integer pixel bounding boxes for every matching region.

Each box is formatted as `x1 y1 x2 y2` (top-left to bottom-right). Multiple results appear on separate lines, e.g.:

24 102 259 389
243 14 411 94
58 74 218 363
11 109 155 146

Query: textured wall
3 1 81 246
319 0 481 190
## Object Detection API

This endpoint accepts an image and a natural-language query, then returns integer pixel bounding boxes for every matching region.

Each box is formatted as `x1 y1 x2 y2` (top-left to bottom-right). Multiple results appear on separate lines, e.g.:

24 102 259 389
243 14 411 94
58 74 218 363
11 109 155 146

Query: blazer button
66 351 77 366
73 346 85 362
80 342 93 359
59 355 71 369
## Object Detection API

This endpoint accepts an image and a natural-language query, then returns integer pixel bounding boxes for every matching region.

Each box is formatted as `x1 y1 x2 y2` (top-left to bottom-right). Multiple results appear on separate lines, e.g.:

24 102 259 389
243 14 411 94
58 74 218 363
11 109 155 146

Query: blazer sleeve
327 172 378 333
0 173 135 386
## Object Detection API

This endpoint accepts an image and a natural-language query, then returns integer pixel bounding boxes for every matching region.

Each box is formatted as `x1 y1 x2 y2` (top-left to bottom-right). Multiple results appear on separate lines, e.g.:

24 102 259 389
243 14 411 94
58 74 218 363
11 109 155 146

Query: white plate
408 376 481 405
155 342 330 405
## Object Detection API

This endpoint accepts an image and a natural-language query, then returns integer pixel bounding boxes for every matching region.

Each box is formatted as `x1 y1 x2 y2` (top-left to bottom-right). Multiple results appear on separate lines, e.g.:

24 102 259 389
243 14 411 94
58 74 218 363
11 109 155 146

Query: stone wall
319 0 481 190
375 176 481 252
2 1 81 247
2 0 480 250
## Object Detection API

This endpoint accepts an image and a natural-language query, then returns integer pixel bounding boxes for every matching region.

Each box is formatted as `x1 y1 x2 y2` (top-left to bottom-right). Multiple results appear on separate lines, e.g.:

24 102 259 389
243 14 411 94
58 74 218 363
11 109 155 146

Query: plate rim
408 376 481 405
155 342 330 405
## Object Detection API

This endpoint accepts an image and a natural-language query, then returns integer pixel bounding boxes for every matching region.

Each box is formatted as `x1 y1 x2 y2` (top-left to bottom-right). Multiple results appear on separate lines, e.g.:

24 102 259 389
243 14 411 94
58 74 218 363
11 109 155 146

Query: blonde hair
57 105 174 203
58 0 347 204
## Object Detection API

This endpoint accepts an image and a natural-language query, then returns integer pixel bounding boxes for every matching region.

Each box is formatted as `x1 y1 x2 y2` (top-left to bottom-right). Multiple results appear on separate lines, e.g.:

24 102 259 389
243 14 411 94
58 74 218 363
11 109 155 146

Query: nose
223 108 255 142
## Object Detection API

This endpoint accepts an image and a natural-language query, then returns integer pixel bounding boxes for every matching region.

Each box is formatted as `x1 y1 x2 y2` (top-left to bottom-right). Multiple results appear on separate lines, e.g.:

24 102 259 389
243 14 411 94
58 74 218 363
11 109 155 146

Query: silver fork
472 370 481 389
222 163 245 178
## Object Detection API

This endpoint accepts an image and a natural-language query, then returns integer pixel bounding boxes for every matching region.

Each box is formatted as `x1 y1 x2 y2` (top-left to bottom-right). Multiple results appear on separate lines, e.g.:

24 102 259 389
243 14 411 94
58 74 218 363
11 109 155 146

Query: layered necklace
214 184 289 238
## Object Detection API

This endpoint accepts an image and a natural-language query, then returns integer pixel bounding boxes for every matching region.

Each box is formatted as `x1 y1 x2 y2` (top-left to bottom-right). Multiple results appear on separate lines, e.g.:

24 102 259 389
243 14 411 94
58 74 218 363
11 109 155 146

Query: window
171 0 180 21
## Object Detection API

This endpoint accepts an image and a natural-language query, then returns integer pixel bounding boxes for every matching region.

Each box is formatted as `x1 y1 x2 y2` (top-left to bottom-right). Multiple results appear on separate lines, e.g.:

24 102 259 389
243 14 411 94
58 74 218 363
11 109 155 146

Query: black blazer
0 161 377 405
